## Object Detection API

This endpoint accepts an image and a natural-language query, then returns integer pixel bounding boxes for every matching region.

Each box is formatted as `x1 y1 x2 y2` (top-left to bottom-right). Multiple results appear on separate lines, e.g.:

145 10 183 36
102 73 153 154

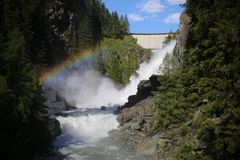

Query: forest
153 0 240 159
1 0 240 160
0 0 130 159
97 37 151 84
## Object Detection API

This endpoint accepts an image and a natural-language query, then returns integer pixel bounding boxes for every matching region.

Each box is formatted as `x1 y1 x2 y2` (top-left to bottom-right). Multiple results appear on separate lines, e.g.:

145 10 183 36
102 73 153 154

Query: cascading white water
58 41 176 108
55 109 119 144
53 41 176 160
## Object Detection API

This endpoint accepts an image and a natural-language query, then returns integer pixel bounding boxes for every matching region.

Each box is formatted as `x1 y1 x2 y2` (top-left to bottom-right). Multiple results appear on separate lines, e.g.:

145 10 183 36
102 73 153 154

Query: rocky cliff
121 75 159 109
110 10 194 160
111 78 204 160
173 11 191 64
34 89 76 159
110 77 155 151
110 76 160 150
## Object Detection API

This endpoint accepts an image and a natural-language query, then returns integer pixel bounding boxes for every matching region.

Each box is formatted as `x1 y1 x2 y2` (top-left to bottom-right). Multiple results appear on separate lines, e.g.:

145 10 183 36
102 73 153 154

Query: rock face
173 11 191 64
110 76 156 151
36 89 76 141
110 11 199 158
122 75 159 109
33 89 75 159
112 96 204 159
110 98 154 150
117 99 153 126
43 90 70 116
44 0 70 64
45 116 61 138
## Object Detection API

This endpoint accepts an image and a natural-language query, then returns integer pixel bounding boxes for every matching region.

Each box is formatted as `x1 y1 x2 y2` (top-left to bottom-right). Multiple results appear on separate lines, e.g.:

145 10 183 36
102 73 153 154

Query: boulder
122 75 159 108
46 116 61 138
101 106 107 110
43 89 76 115
117 99 153 125
40 89 74 141
44 101 67 115
110 98 154 151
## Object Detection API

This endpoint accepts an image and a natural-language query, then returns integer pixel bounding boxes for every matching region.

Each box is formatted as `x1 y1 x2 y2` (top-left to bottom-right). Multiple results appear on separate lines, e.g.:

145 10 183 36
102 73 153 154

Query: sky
102 0 185 33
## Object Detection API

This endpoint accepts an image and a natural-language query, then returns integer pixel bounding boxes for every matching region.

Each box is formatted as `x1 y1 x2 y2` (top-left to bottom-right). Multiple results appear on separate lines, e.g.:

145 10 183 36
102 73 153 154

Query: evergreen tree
0 0 130 159
0 1 53 159
154 0 240 159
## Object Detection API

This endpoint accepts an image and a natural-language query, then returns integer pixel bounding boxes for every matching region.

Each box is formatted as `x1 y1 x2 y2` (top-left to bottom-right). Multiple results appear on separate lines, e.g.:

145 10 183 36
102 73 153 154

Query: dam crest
131 33 171 49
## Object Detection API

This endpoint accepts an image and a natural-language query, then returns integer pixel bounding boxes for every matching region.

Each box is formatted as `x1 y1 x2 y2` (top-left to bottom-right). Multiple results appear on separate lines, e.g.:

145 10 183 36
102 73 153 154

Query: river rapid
52 41 176 160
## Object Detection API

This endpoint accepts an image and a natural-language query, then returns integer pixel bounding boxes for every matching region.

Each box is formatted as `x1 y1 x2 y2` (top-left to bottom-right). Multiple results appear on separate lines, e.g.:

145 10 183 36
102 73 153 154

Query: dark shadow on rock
121 75 159 109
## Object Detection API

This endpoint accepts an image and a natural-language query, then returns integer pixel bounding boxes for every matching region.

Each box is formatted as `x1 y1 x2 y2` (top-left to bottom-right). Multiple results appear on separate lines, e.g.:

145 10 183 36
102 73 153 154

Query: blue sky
102 0 185 33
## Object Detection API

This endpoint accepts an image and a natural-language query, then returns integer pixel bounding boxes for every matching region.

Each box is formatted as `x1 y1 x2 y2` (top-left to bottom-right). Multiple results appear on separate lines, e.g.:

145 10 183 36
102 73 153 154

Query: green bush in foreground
173 145 211 160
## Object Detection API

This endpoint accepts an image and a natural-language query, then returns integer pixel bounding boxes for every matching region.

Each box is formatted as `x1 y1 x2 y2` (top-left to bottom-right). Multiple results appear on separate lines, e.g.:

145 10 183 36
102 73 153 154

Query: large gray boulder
43 89 75 115
110 98 154 150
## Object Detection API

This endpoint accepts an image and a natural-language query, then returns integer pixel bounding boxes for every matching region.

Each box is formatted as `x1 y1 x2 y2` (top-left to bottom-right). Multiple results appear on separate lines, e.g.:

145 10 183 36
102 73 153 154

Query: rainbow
38 48 102 84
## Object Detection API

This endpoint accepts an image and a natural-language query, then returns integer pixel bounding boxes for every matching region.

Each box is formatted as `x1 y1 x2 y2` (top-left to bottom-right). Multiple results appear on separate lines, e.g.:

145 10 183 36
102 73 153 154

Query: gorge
1 1 240 160
44 41 176 160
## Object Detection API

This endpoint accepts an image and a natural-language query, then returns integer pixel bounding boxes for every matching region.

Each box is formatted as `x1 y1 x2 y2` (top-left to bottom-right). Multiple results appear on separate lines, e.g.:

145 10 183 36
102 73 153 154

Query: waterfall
57 41 176 108
53 41 176 160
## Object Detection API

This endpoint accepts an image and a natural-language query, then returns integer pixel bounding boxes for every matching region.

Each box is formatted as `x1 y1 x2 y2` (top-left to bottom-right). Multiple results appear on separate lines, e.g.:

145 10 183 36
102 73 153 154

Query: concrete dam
131 33 171 49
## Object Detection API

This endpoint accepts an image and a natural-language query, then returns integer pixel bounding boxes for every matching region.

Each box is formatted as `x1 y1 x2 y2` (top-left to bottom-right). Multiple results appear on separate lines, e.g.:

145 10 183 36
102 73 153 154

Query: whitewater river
51 41 176 160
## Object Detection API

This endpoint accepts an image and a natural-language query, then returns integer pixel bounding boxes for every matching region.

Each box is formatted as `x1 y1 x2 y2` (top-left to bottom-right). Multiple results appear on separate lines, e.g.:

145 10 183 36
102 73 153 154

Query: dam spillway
131 33 171 49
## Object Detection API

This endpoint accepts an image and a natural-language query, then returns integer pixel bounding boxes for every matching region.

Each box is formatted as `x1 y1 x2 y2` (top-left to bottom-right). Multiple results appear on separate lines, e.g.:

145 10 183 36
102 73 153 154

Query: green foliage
97 36 150 84
0 0 129 159
183 0 240 158
163 31 178 45
198 120 217 142
0 0 54 159
179 124 190 136
153 1 240 159
153 74 187 130
0 0 129 158
3 29 33 121
62 0 129 53
172 145 212 160
161 53 179 76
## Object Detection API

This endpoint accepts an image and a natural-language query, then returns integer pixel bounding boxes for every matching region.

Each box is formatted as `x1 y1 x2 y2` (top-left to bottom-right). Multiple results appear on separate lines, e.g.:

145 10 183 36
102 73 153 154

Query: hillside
113 1 240 160
0 0 142 159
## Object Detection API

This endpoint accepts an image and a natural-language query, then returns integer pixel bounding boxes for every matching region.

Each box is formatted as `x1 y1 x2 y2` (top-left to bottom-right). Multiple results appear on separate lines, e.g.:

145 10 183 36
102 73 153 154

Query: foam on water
53 41 176 160
56 41 176 108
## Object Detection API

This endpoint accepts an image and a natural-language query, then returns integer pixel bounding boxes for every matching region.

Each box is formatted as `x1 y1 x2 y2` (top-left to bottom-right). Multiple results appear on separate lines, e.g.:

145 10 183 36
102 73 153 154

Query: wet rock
111 77 157 151
44 90 57 102
101 106 107 110
46 116 61 138
40 89 73 143
45 101 67 115
34 150 64 160
43 90 75 115
122 75 159 108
